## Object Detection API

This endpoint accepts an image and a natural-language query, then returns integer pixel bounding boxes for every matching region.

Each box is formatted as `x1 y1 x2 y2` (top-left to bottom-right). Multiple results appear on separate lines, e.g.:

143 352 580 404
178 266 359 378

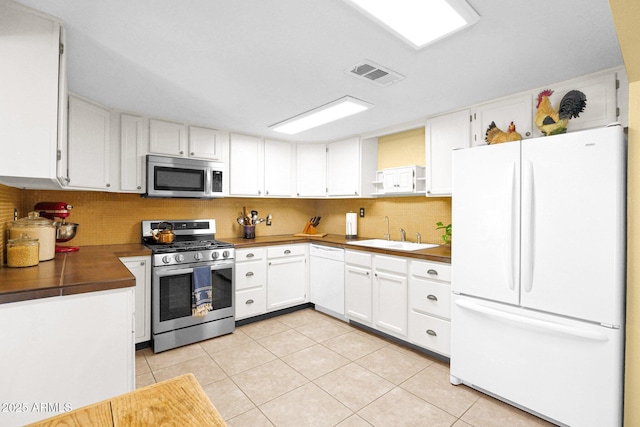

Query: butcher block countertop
223 233 452 264
0 244 151 304
27 373 226 427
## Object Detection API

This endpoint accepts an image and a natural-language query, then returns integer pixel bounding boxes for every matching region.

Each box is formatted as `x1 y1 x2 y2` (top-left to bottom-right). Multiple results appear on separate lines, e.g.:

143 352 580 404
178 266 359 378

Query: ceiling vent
346 60 404 87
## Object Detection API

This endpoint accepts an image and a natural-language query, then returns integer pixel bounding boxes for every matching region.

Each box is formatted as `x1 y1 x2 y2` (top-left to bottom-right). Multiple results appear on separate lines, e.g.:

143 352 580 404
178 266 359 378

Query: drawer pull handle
246 253 255 258
427 294 438 301
246 299 254 304
426 329 437 336
246 272 254 277
284 249 291 255
427 269 438 276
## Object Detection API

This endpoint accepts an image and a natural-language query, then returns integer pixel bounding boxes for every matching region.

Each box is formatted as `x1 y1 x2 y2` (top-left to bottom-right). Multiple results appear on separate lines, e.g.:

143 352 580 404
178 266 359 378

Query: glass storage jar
7 234 40 268
9 212 56 261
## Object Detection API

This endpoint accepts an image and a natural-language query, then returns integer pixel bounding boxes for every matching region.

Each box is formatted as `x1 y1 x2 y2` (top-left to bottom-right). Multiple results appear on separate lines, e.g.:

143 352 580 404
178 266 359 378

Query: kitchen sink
346 239 439 251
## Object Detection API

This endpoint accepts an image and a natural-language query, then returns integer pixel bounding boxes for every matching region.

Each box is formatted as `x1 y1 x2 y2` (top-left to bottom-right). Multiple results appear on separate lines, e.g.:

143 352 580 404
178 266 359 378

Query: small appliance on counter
34 202 79 253
345 212 357 239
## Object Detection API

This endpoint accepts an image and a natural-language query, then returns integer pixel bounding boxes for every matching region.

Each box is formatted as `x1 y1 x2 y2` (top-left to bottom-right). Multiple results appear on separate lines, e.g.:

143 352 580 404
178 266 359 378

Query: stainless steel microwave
145 155 224 198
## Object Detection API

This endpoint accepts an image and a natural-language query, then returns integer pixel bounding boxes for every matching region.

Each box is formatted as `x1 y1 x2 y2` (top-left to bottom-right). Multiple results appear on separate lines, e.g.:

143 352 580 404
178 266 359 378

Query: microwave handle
205 167 213 195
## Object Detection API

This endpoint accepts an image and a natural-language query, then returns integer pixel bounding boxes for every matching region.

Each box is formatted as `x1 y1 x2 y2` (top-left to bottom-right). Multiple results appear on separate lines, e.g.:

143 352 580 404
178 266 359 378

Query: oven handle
154 262 234 277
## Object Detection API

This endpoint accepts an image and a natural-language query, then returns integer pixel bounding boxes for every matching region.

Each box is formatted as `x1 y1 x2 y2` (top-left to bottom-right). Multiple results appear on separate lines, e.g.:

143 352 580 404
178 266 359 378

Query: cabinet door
473 94 533 145
395 167 415 193
425 109 471 196
121 257 151 344
267 256 307 311
0 2 64 188
296 144 326 197
382 170 398 193
120 114 146 193
345 264 372 325
264 139 293 197
188 125 220 160
327 137 360 196
149 119 186 156
67 96 111 190
374 270 408 338
229 133 263 196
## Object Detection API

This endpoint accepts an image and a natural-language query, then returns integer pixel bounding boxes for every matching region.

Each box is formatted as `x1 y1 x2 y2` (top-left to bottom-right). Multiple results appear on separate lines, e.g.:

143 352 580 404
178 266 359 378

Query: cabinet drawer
409 279 451 319
409 311 451 357
267 244 306 258
345 250 372 268
236 248 266 262
410 260 451 283
236 288 267 320
374 254 407 274
235 260 266 291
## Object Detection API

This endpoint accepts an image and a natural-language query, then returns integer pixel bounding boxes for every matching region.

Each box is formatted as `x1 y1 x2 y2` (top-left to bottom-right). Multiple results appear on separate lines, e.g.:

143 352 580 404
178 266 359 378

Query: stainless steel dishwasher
309 244 345 320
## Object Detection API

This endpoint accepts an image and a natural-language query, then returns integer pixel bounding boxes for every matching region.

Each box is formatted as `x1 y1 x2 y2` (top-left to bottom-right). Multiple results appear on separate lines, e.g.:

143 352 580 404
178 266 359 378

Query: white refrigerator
450 125 626 427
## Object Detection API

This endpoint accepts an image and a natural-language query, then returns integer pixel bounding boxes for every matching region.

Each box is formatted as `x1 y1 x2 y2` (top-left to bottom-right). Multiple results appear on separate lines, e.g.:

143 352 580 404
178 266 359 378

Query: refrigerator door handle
522 160 535 293
506 162 517 291
455 299 609 342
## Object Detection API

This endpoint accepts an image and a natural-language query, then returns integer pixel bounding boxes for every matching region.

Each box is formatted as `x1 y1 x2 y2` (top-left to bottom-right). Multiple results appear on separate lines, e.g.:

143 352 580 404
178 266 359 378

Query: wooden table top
26 374 226 427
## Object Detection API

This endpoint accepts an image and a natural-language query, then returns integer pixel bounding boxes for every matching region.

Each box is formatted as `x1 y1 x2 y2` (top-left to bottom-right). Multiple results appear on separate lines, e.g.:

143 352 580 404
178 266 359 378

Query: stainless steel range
142 219 235 353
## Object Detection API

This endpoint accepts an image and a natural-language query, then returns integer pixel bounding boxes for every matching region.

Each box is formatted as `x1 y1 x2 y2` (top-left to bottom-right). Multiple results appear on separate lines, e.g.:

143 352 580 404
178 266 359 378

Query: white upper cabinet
120 114 147 193
67 95 111 190
529 71 619 137
148 119 187 157
0 2 67 189
425 109 471 196
374 166 426 195
264 139 293 197
188 125 221 160
296 143 327 197
472 95 533 146
229 133 263 196
327 137 378 197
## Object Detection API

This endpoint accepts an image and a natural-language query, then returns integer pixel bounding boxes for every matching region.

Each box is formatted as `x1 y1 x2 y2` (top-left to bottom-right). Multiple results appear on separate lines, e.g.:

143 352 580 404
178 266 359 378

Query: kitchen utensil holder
243 225 256 239
301 222 317 235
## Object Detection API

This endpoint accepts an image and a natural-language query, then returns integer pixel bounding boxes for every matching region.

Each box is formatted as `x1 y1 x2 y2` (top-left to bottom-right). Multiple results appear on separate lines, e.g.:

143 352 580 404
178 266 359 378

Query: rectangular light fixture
270 96 373 135
344 0 480 50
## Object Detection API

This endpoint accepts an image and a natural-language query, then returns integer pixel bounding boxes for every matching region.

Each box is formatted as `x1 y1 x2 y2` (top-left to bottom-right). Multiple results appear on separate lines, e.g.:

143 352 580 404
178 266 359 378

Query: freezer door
450 295 623 427
452 142 520 305
520 126 626 326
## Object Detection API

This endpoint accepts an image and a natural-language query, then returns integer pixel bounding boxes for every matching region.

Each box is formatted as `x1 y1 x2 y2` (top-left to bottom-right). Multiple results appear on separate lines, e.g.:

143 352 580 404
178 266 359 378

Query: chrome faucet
384 216 390 240
400 228 406 242
415 232 421 243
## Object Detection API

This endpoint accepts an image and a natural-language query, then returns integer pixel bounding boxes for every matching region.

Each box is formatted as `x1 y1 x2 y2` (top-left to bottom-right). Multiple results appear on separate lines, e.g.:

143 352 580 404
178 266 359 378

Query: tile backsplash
1 184 451 261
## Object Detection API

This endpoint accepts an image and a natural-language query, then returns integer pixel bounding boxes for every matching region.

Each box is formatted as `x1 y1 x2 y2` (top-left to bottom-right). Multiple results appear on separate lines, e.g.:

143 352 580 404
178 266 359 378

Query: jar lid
11 211 54 228
8 233 39 245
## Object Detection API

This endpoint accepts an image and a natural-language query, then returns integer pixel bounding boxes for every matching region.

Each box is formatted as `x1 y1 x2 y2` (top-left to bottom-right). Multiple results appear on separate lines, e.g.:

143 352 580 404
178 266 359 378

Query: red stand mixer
34 202 80 253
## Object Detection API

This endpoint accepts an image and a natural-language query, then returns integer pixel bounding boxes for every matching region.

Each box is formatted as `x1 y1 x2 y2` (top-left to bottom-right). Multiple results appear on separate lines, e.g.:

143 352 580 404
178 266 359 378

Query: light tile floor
136 308 555 427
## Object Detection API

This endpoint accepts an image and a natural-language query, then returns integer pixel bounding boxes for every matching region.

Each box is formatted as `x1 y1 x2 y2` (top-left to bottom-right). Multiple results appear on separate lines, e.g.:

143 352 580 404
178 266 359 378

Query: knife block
302 222 317 235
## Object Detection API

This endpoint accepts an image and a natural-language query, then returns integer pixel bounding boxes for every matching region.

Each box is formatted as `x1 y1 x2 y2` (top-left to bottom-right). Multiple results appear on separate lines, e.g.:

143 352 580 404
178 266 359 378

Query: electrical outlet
266 214 272 226
359 208 365 217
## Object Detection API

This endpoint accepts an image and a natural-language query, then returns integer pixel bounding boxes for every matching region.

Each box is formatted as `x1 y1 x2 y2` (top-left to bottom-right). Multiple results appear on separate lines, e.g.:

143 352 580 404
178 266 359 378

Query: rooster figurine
535 89 587 136
485 121 522 145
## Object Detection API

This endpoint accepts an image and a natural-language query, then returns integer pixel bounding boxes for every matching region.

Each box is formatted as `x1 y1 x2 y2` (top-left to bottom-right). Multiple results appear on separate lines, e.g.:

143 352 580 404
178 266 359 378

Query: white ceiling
15 0 623 142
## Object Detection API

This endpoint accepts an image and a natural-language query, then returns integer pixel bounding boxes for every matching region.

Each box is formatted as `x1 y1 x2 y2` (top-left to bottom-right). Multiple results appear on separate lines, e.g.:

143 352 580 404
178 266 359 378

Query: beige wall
377 128 426 169
609 1 640 425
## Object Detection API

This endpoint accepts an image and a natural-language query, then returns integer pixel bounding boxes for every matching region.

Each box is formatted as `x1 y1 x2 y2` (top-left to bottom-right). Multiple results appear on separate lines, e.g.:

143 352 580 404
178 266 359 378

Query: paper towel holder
345 211 358 240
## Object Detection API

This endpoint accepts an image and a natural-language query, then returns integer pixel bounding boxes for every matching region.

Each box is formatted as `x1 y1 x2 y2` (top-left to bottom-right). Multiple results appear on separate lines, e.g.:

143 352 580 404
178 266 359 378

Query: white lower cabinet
373 255 408 339
120 256 151 344
408 260 452 356
267 244 309 311
235 248 267 320
345 250 373 325
0 288 134 426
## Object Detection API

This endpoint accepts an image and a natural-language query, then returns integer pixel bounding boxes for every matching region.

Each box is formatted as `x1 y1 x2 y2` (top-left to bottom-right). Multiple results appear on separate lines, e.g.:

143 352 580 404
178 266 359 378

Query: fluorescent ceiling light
344 0 480 49
271 96 373 135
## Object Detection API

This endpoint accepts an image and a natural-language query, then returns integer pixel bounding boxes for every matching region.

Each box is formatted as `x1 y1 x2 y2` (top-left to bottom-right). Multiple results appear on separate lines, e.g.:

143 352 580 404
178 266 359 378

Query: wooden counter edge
26 374 226 427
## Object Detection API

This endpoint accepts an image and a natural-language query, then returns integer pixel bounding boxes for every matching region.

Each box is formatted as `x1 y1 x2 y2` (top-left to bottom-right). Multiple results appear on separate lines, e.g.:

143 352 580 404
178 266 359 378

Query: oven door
152 260 234 334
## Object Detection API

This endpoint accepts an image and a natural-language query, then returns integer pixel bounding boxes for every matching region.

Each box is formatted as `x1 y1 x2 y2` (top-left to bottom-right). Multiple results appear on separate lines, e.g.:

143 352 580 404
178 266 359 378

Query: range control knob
194 252 203 261
162 255 171 264
175 254 185 263
212 251 220 260
223 250 230 258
